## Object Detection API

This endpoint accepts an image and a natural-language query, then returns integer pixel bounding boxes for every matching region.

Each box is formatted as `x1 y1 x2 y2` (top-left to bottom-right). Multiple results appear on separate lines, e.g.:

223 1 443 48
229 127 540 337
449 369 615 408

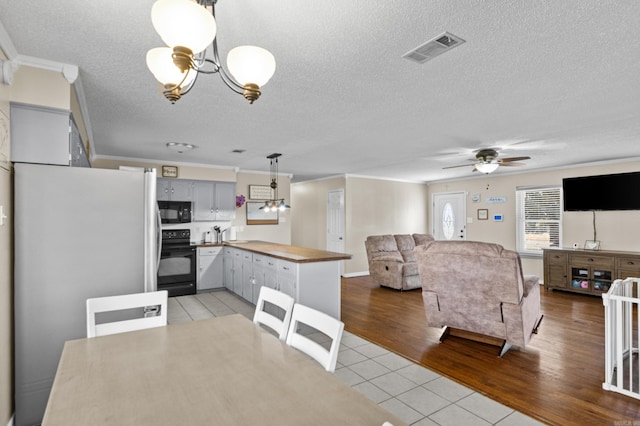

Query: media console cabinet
543 248 640 296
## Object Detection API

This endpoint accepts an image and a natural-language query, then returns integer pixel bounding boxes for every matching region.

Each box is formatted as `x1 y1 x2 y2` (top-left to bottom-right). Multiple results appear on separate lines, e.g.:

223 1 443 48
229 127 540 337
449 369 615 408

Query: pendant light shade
151 0 216 54
146 47 197 87
227 46 276 87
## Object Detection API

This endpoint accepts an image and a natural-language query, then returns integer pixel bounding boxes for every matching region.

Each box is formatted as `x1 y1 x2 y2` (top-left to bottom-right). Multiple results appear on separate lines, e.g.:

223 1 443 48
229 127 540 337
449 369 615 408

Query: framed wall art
477 209 488 220
246 202 278 225
249 185 274 200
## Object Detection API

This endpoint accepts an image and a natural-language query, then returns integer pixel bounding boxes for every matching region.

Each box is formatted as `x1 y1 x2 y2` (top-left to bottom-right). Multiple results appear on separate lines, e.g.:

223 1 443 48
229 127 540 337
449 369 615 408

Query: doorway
327 189 345 273
432 192 466 241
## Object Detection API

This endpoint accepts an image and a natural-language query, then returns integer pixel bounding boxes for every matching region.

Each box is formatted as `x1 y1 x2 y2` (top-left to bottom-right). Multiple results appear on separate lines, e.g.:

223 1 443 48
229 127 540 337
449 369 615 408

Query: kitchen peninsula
200 241 351 319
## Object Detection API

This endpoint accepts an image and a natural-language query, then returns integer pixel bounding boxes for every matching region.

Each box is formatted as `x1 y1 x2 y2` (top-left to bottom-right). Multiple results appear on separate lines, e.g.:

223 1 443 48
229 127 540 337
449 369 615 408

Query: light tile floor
168 290 544 426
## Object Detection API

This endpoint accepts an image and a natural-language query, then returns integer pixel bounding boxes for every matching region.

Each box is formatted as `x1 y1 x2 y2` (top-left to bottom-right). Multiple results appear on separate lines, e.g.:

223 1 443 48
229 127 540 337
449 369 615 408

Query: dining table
42 313 406 425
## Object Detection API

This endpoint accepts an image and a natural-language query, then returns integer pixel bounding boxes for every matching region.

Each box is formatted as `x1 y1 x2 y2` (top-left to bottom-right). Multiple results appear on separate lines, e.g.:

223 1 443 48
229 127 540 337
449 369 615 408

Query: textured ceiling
0 0 639 182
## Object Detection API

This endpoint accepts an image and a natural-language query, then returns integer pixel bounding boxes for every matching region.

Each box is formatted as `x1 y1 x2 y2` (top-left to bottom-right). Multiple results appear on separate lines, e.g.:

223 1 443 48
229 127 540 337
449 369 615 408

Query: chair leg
498 341 512 357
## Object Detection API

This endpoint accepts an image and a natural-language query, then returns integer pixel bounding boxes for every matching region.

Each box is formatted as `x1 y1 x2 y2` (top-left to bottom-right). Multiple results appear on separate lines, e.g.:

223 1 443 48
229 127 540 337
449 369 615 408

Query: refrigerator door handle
156 206 162 270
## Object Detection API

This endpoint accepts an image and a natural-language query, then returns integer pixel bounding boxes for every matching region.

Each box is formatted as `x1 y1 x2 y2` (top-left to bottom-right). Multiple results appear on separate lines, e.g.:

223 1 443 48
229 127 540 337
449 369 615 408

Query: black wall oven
158 229 196 297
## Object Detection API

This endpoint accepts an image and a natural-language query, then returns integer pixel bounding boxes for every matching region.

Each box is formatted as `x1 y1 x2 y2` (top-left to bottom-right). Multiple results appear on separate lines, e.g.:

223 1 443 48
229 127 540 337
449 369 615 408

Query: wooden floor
341 276 640 425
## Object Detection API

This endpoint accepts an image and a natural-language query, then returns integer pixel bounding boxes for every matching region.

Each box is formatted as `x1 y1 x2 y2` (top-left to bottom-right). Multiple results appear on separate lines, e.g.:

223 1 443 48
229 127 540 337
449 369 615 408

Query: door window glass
442 202 455 240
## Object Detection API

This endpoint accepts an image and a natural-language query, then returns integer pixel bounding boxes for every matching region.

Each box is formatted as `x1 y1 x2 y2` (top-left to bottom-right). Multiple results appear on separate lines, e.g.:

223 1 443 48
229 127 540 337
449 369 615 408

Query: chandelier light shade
475 163 500 174
146 47 197 87
146 0 275 104
227 46 276 86
151 0 216 54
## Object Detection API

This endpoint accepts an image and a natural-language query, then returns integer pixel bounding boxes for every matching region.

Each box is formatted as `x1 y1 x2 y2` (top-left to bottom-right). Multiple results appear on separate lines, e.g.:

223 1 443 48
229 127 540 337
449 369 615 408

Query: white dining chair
286 303 345 372
252 286 295 340
86 290 168 338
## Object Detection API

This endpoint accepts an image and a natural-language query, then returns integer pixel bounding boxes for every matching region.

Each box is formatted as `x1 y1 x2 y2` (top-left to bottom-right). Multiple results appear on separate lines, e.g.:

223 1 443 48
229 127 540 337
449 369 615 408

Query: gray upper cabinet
192 181 236 221
158 178 235 221
193 181 215 220
157 178 193 201
214 182 236 221
10 102 90 167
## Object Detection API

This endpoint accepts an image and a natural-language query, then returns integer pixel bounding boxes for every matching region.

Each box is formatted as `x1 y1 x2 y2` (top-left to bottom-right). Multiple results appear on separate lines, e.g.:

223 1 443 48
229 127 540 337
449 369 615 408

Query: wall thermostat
493 214 503 222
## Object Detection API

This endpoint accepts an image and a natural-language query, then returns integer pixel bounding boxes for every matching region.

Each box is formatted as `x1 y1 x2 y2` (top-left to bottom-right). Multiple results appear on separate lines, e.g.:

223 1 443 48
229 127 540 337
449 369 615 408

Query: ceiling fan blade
442 163 476 170
499 162 527 167
498 156 530 163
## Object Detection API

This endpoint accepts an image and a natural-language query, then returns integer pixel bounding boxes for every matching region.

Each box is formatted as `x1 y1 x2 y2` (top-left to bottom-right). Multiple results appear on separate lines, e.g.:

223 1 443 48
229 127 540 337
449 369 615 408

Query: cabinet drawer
264 257 278 270
616 257 640 273
199 247 221 256
546 252 567 265
570 255 613 269
278 260 296 276
242 251 253 262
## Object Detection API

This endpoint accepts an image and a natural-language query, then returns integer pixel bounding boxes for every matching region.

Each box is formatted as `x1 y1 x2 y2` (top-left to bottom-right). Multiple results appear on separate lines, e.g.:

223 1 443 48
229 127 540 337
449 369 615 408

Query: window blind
516 186 562 257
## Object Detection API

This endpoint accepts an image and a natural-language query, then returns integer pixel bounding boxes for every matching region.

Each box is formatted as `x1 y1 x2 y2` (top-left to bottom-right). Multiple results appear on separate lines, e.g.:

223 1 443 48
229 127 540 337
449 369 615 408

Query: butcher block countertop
217 240 351 263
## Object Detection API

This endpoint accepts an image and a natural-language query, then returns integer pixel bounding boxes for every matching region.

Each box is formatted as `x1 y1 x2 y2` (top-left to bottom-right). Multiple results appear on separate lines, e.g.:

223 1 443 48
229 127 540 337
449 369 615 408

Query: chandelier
146 0 276 104
261 153 290 212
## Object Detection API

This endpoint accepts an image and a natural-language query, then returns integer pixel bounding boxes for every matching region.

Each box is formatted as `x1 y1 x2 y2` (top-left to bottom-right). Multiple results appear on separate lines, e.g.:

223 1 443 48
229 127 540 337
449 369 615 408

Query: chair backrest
86 290 168 338
286 304 344 372
253 286 295 340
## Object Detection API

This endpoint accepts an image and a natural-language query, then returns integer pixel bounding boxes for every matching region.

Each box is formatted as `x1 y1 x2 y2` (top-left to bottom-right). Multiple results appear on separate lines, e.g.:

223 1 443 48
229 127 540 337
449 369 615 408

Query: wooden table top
223 240 352 263
43 314 404 426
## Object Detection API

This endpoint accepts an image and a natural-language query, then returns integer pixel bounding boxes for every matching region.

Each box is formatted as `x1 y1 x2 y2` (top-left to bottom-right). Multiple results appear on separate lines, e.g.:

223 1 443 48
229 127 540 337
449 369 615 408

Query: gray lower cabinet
197 247 223 290
10 102 89 167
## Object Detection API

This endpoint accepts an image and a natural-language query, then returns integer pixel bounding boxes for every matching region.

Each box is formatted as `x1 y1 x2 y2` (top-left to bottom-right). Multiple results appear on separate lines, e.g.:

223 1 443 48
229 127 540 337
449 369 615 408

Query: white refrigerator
13 163 160 426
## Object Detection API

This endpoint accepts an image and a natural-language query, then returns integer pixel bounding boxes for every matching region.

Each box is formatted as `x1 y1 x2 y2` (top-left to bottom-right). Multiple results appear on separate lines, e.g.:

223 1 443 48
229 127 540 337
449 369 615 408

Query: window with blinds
516 186 562 257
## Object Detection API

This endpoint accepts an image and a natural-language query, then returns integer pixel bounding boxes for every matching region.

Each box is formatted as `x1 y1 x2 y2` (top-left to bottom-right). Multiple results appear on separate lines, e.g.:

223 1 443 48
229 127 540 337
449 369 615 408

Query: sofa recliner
365 234 435 290
414 240 542 356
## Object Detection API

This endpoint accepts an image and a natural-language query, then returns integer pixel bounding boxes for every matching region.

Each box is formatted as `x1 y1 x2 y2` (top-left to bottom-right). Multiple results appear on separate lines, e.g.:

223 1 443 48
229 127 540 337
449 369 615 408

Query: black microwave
158 201 192 224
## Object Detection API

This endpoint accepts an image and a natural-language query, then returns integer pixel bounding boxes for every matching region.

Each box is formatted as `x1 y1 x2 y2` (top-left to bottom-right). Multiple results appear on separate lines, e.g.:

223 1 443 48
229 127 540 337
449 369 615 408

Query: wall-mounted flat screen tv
563 171 640 211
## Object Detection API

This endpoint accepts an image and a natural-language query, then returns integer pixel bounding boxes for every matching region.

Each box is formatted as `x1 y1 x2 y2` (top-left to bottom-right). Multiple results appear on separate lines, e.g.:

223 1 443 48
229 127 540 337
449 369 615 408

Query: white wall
292 176 430 275
427 160 640 278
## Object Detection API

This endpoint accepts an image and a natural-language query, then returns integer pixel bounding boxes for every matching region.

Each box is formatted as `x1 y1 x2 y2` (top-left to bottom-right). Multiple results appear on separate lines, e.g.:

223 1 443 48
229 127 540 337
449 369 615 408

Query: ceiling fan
443 148 530 174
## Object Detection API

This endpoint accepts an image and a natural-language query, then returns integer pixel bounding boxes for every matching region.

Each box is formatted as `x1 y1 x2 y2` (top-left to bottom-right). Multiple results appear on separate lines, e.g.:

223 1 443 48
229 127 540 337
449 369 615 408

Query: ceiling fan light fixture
475 163 499 174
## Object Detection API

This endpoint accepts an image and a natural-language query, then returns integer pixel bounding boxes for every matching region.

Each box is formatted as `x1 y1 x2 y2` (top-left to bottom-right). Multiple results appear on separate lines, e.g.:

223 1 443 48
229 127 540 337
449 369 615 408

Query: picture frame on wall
477 209 488 220
246 201 278 225
249 185 274 200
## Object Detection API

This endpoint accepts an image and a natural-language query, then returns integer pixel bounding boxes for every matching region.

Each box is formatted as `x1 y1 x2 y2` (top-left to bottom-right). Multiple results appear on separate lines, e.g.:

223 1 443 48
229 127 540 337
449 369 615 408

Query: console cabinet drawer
616 257 640 273
569 255 613 269
547 252 567 265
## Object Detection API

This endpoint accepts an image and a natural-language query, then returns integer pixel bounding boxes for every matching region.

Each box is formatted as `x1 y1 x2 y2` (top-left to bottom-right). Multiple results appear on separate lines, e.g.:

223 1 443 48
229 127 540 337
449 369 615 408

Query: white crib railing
602 277 640 400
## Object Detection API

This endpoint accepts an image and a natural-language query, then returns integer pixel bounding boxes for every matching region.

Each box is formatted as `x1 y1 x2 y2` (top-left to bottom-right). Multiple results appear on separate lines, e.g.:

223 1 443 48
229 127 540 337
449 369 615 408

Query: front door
432 192 466 241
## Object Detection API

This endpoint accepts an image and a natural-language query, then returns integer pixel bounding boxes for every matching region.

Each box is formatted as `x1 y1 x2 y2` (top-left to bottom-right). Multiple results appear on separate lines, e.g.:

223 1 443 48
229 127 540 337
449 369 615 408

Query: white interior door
432 192 466 241
327 189 345 273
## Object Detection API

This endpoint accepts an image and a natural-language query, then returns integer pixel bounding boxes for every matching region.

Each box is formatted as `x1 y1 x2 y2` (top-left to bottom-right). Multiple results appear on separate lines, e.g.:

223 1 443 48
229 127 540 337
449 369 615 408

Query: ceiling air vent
402 32 466 64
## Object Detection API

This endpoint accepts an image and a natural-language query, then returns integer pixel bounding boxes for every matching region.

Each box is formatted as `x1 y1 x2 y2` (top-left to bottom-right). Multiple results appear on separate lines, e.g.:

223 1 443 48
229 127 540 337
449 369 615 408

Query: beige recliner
414 240 543 356
365 234 434 290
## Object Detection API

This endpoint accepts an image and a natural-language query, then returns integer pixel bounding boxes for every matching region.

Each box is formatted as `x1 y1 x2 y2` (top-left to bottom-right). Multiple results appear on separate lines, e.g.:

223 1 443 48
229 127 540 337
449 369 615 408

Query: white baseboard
342 271 370 278
7 414 13 426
